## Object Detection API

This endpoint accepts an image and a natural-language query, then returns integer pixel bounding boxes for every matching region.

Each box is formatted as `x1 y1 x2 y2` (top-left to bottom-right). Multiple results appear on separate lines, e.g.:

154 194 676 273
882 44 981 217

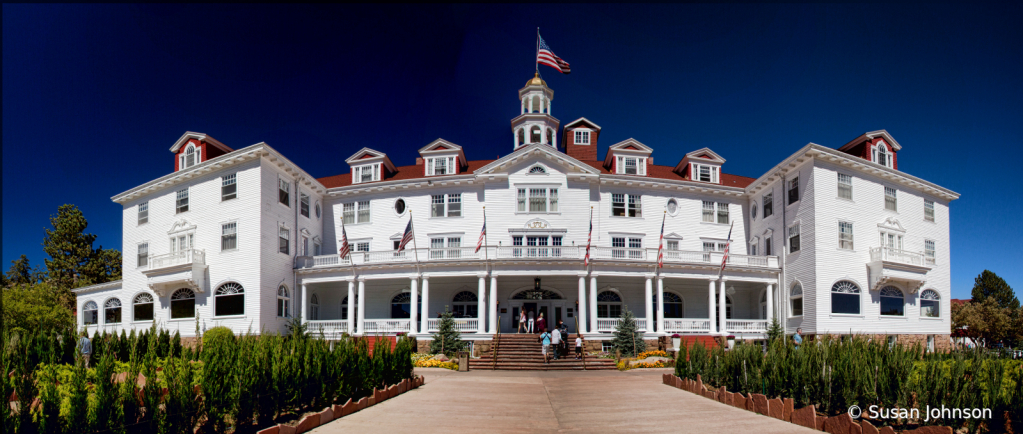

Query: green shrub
200 326 237 433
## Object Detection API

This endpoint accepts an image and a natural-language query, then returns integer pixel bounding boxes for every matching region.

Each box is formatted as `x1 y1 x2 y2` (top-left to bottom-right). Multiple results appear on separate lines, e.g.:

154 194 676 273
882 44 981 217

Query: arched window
83 301 99 325
310 294 319 320
879 286 904 316
517 128 525 146
452 290 478 318
181 144 200 169
171 288 196 319
133 293 154 322
877 145 889 167
920 289 940 318
831 281 861 314
391 292 420 319
277 285 291 318
215 282 244 317
546 129 553 145
528 165 547 174
715 296 733 325
656 292 684 318
530 126 541 144
596 291 623 318
790 284 803 316
103 298 122 324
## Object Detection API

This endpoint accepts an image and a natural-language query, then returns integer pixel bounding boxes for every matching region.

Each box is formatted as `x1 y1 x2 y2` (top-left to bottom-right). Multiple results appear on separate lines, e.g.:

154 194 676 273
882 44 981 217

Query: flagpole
409 209 421 275
717 221 734 280
341 219 358 279
536 27 540 73
483 206 489 268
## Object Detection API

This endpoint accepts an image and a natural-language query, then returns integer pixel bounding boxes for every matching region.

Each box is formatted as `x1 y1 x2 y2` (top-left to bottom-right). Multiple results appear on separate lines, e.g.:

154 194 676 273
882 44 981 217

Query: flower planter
726 335 735 350
672 337 681 351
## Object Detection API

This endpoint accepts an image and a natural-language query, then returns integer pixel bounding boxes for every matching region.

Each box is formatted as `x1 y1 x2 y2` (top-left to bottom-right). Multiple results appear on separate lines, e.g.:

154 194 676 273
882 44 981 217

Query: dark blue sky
4 4 1021 298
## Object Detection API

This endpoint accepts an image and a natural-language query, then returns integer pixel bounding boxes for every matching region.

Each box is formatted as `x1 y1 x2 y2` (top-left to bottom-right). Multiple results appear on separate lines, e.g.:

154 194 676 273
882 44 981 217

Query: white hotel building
74 74 959 350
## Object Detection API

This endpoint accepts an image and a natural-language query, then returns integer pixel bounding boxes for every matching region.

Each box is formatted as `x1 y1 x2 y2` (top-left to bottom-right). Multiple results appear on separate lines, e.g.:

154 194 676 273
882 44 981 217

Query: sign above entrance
524 218 549 229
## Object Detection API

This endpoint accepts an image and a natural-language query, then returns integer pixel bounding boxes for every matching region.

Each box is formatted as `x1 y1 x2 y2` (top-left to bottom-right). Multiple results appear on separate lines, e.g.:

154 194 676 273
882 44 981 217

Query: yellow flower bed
617 359 667 371
414 358 459 370
636 350 668 359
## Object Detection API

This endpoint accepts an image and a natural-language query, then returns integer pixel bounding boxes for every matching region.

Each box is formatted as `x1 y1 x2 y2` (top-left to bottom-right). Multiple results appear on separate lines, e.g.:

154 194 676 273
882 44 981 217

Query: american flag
475 215 486 253
338 223 351 260
719 221 734 276
537 35 571 74
583 209 593 266
397 219 414 253
657 212 666 268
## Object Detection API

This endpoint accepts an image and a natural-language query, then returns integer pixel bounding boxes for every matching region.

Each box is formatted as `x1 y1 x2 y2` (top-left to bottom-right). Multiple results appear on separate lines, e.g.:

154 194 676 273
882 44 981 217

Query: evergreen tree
429 309 465 356
971 270 1020 310
42 204 122 306
610 306 646 357
5 254 45 286
766 316 784 344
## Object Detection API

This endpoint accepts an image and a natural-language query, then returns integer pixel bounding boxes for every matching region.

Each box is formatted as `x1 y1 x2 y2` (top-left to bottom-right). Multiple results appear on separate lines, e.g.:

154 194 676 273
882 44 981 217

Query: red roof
577 160 755 188
318 160 495 188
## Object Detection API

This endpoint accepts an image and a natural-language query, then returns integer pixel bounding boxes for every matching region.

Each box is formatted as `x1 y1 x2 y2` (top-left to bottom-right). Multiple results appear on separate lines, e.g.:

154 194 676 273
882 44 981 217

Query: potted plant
671 333 682 351
726 335 736 350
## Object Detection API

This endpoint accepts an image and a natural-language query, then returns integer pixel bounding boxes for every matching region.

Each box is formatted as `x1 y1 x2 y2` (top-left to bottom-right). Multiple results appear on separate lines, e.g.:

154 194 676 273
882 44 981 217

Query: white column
488 274 498 334
521 98 525 115
719 279 727 335
528 96 533 113
420 277 430 333
301 283 309 324
478 274 487 333
546 99 551 115
589 276 598 333
347 280 355 335
514 129 519 148
708 280 716 334
766 283 774 324
409 276 419 334
644 275 653 333
357 278 366 336
577 274 587 333
539 97 544 114
657 277 665 334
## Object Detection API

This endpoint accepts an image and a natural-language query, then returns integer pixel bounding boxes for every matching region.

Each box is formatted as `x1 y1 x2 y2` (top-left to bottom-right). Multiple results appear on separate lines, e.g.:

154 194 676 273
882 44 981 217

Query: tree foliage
42 204 122 306
952 297 1014 348
5 254 46 286
971 269 1019 311
2 282 75 333
611 306 646 357
430 309 465 356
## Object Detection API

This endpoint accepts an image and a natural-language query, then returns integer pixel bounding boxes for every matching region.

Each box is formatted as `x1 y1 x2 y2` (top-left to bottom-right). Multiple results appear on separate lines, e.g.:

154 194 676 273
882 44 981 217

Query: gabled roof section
675 147 726 172
838 129 902 152
603 138 653 166
169 132 232 153
345 147 397 172
418 138 467 166
564 117 602 130
475 143 601 176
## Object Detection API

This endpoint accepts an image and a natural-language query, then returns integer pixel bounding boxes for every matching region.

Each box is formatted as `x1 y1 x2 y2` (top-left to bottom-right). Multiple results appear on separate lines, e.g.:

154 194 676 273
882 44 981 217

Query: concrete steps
470 333 618 371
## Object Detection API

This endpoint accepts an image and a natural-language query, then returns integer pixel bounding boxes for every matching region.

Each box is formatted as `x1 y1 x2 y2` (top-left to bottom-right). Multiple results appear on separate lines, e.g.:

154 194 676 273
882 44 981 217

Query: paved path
310 368 816 433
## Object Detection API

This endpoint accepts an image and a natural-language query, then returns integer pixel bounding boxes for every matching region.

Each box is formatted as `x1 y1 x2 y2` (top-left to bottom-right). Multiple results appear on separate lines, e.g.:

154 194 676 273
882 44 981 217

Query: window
180 144 200 169
395 198 406 215
765 236 772 256
391 292 420 319
611 237 642 259
873 144 892 168
790 284 803 316
763 192 773 218
279 227 290 255
222 174 237 200
838 173 852 200
517 189 526 212
357 201 370 222
831 281 861 314
528 165 547 174
660 292 684 318
616 156 647 175
925 240 936 264
315 202 321 219
353 164 380 183
667 198 678 215
920 289 940 318
610 193 641 217
215 282 245 316
343 203 355 224
880 286 904 316
880 231 904 251
277 285 291 318
104 298 122 324
314 241 321 256
596 291 622 318
355 242 370 253
343 201 371 223
176 189 189 213
693 164 719 183
924 200 935 222
431 194 462 217
574 130 590 145
529 188 547 212
310 294 319 320
83 301 98 325
171 288 196 319
221 223 237 251
839 222 854 250
452 291 479 318
788 177 799 205
788 224 800 253
137 243 148 268
885 187 898 211
138 202 149 225
300 193 310 217
170 233 194 253
717 203 729 224
750 238 758 256
133 293 154 322
430 157 453 176
751 202 757 221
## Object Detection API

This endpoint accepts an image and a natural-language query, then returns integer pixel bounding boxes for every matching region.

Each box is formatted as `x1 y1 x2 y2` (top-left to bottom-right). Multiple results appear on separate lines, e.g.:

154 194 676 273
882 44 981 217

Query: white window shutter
196 146 201 164
449 157 456 174
617 156 623 174
639 158 646 175
426 159 432 176
374 164 380 181
353 167 360 184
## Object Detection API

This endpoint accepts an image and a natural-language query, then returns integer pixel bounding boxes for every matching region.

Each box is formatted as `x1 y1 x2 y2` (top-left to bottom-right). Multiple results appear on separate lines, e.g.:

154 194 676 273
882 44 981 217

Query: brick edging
661 374 952 434
257 375 424 434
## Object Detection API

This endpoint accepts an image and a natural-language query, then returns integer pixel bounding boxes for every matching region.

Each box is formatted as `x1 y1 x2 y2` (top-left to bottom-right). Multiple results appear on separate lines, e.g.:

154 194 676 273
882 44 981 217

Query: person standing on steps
550 326 561 360
557 321 568 358
575 335 583 359
536 312 547 336
540 328 552 364
527 309 535 333
518 310 527 333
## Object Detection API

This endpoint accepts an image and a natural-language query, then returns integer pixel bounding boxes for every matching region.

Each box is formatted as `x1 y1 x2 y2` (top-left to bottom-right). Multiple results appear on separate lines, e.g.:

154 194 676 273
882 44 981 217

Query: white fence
147 249 205 270
662 319 712 333
596 318 648 332
361 319 411 334
427 318 479 333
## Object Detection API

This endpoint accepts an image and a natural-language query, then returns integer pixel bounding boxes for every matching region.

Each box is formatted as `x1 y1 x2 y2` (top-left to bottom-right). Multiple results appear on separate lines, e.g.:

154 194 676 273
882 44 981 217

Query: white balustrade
725 319 768 333
663 319 712 333
870 247 928 266
147 249 205 270
426 318 479 333
306 320 349 336
596 318 618 332
361 319 411 334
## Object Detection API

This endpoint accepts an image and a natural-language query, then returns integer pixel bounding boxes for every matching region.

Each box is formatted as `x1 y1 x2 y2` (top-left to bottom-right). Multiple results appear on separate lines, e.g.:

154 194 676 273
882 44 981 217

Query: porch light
525 277 545 299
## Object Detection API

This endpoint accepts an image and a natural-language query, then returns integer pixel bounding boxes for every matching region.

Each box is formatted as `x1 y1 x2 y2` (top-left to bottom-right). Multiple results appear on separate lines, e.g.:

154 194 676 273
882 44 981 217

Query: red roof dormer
170 132 232 172
562 117 601 161
345 148 397 184
604 139 653 176
837 130 901 170
674 148 726 184
418 139 467 176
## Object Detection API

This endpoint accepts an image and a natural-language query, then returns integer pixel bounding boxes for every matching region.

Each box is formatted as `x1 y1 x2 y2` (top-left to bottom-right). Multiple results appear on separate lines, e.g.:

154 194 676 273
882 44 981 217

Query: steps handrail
492 314 500 370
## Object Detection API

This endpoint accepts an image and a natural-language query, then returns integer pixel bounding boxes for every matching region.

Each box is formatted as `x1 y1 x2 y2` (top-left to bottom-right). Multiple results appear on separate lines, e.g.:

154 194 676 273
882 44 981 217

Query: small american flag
338 223 351 260
537 35 571 74
583 209 593 266
397 219 414 253
475 215 486 253
719 221 734 276
657 212 666 268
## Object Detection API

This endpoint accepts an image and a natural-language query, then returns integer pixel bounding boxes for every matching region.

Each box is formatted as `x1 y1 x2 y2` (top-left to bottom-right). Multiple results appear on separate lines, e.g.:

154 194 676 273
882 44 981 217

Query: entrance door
523 302 538 332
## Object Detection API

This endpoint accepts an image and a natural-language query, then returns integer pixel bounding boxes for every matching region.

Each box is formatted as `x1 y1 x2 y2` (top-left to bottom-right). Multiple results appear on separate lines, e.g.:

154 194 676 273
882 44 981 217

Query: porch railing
147 249 205 271
725 319 768 333
306 320 349 336
662 319 712 333
596 317 648 332
361 319 411 334
870 247 930 266
426 318 479 333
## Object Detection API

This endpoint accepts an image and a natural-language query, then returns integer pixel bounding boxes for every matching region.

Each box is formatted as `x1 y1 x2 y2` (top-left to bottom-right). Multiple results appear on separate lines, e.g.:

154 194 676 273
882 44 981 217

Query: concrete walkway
310 368 817 433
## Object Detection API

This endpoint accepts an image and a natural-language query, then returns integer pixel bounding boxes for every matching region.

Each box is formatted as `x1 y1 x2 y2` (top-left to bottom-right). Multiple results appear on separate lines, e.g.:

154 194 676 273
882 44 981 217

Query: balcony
142 249 207 295
868 247 931 293
596 317 649 332
295 246 779 271
306 320 349 338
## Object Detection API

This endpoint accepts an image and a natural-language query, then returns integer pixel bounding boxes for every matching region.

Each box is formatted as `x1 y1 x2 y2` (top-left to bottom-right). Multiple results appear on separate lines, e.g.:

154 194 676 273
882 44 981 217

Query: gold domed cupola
513 72 559 150
525 72 547 87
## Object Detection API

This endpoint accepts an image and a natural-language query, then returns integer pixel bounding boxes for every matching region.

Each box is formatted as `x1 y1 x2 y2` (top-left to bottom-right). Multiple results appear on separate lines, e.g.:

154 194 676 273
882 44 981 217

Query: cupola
511 72 560 150
169 132 232 172
837 130 901 170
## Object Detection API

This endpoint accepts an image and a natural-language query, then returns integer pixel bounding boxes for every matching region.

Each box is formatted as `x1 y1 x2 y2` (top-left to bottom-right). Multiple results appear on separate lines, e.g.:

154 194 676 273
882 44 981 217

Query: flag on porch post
718 221 734 277
584 208 593 266
398 218 414 253
657 211 666 268
476 214 486 253
338 222 351 259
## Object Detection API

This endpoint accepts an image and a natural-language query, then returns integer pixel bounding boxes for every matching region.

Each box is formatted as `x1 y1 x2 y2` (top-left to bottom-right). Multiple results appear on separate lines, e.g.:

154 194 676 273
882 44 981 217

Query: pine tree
610 306 645 357
971 270 1020 310
766 316 784 344
42 204 122 307
430 309 465 356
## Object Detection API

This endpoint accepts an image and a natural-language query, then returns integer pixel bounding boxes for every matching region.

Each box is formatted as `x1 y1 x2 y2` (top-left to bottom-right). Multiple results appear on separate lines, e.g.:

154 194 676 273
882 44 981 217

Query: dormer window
353 164 380 184
426 157 456 176
179 144 200 170
574 130 590 145
616 156 647 175
872 142 893 169
692 163 719 183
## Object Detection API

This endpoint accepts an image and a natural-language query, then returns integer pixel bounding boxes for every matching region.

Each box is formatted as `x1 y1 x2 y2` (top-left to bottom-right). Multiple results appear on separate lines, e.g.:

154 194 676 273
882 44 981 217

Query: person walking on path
527 310 535 334
793 328 803 349
77 331 92 368
540 328 552 364
575 335 583 359
551 327 562 360
518 310 527 333
536 313 547 336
